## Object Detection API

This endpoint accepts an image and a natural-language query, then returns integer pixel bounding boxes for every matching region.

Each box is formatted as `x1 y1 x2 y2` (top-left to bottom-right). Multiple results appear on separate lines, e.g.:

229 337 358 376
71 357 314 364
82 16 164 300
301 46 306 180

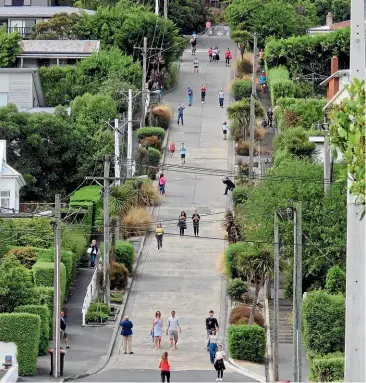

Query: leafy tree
325 265 346 295
0 27 22 68
310 0 350 24
0 257 34 313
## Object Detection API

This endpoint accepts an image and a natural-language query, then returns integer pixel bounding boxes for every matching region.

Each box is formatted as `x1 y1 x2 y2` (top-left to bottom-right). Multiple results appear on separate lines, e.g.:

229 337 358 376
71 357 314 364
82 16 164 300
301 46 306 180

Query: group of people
120 310 227 382
183 87 225 108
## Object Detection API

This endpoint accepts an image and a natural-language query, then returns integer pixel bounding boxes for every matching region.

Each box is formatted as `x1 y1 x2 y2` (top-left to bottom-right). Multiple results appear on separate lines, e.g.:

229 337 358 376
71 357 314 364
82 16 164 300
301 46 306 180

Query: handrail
81 263 99 326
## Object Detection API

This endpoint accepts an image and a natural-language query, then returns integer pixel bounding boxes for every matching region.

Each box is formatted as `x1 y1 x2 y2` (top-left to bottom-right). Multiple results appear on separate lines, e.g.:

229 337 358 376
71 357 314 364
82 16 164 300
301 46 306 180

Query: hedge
0 313 41 376
265 28 350 77
227 278 248 300
274 97 327 130
115 241 135 273
225 242 247 278
70 185 102 203
228 325 265 363
302 290 345 358
310 353 344 382
136 127 166 141
232 80 252 100
148 147 162 166
5 246 38 268
14 305 50 356
232 187 248 207
32 261 67 301
30 286 54 337
325 265 346 295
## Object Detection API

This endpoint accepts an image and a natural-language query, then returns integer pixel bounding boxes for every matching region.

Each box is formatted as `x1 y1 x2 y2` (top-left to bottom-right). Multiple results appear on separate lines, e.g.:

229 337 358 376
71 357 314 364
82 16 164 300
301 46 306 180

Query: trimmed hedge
70 185 102 203
110 262 129 290
14 304 50 356
302 291 345 358
115 241 135 273
310 353 344 382
325 265 346 295
30 286 54 337
232 187 248 207
232 80 252 100
225 242 246 279
228 325 265 362
228 278 248 300
148 147 162 166
32 261 67 301
136 127 166 141
0 313 41 376
5 246 38 268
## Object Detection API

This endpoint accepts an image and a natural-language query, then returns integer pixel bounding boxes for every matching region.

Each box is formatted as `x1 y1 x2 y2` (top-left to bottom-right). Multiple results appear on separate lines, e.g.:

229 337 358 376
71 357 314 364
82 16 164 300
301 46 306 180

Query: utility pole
127 88 133 178
292 202 302 383
345 1 366 381
155 0 159 15
164 0 168 19
141 37 148 128
103 156 111 306
273 211 279 382
52 194 61 378
114 118 121 187
248 33 257 179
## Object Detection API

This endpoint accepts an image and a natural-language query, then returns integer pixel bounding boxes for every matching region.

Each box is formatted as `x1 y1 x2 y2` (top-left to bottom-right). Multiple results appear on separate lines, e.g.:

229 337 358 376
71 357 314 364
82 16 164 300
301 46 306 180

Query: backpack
188 89 193 96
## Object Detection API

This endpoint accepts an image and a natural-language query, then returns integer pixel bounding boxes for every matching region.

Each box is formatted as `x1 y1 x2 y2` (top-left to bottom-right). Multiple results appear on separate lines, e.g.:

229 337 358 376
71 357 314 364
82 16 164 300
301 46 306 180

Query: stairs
268 298 293 343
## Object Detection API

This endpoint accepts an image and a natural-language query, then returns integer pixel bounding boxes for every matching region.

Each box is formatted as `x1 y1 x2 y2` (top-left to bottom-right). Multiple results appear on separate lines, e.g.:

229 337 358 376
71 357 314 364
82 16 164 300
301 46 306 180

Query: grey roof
19 107 71 115
0 6 95 18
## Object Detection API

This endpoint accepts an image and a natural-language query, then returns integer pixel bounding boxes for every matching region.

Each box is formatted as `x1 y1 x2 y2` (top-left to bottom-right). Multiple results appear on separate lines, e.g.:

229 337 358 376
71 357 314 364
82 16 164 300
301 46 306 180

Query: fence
81 264 99 326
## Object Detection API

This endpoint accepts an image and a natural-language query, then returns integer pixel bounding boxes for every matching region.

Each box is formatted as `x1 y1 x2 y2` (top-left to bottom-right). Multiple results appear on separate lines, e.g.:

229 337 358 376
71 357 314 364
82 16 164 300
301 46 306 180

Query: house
0 6 95 39
16 39 100 68
0 140 26 213
307 12 361 35
0 67 45 109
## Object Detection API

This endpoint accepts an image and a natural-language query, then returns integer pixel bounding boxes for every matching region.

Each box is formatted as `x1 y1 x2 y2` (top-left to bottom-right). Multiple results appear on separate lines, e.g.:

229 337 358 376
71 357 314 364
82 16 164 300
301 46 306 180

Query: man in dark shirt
222 177 235 195
205 310 219 350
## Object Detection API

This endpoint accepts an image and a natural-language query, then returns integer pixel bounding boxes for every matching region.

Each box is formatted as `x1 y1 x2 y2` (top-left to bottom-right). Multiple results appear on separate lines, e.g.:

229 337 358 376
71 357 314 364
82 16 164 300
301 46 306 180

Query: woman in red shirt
208 47 213 62
225 48 232 66
201 84 207 103
159 352 171 382
169 142 175 158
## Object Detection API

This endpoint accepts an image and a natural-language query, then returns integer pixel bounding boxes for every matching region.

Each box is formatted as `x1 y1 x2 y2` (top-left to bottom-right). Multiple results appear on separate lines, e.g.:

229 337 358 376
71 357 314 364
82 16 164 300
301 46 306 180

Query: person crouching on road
120 315 133 354
222 177 235 195
155 223 164 251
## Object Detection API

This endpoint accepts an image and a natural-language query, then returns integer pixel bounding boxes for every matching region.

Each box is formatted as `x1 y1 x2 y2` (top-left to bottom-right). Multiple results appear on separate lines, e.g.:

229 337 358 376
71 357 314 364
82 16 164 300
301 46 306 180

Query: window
12 0 25 5
0 191 10 214
37 58 50 67
0 93 8 108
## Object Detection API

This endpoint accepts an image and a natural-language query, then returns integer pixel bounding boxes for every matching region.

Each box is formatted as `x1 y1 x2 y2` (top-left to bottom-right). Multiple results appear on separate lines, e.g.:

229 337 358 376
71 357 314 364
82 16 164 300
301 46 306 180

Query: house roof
319 69 350 86
18 40 100 59
0 140 26 186
18 107 71 115
0 6 95 18
330 20 351 30
323 85 350 111
308 19 364 34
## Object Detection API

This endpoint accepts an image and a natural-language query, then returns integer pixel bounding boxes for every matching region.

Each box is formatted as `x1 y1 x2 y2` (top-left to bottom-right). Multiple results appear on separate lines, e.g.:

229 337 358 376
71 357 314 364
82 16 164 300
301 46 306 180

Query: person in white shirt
222 121 229 140
214 344 226 381
166 310 182 350
218 89 225 108
193 58 199 75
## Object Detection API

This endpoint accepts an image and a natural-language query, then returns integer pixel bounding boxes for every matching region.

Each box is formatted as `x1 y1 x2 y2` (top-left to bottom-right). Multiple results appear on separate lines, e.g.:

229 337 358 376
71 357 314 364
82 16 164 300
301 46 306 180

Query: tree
0 257 34 313
231 30 251 60
0 26 22 67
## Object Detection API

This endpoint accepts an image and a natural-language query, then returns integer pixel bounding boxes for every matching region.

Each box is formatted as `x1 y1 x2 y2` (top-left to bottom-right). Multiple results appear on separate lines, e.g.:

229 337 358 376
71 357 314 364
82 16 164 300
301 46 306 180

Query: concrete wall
0 342 18 365
0 365 18 383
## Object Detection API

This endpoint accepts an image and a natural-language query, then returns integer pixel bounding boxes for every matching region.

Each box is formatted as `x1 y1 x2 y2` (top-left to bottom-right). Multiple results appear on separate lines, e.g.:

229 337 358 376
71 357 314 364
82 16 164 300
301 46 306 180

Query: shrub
136 127 166 141
70 185 102 203
141 136 162 151
310 353 344 382
115 241 135 273
61 227 88 274
229 306 265 327
228 325 265 362
32 262 67 301
5 246 38 268
30 286 54 336
271 80 296 106
122 207 153 237
110 262 129 290
325 265 346 295
225 242 246 279
85 310 109 323
88 302 110 315
110 291 123 304
236 140 250 155
235 58 253 76
232 80 252 100
294 81 314 98
148 147 162 166
228 278 248 300
137 180 160 207
14 305 50 356
149 104 172 130
302 290 345 358
0 313 41 376
232 187 248 207
0 257 34 313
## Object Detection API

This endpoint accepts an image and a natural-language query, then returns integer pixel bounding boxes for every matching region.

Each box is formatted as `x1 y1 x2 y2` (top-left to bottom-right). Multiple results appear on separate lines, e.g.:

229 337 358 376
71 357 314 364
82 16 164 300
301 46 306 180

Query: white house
0 140 26 213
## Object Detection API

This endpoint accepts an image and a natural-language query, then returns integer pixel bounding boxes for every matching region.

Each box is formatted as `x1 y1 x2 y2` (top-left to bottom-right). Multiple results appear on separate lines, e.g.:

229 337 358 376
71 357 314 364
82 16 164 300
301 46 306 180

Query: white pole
249 33 257 179
114 118 120 186
164 0 167 19
155 0 159 15
127 88 133 178
345 1 366 381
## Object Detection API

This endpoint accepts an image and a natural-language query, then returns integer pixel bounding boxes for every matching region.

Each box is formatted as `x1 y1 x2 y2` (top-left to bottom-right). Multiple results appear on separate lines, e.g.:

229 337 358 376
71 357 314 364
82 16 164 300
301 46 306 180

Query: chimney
327 56 339 100
326 12 333 27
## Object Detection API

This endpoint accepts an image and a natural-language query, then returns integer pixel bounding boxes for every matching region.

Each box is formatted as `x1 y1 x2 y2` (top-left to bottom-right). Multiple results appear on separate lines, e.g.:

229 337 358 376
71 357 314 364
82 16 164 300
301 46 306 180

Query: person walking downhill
208 47 213 62
177 104 185 125
218 88 224 108
193 58 199 75
152 311 164 349
180 143 187 165
87 239 99 269
159 173 166 196
206 310 219 350
169 141 176 158
60 311 70 349
178 213 187 236
159 352 171 382
120 316 133 354
259 71 267 93
201 84 207 103
155 223 164 251
166 311 182 350
208 329 218 364
212 47 218 63
225 48 232 66
267 107 273 128
192 209 200 237
214 344 226 381
222 121 229 140
187 87 194 106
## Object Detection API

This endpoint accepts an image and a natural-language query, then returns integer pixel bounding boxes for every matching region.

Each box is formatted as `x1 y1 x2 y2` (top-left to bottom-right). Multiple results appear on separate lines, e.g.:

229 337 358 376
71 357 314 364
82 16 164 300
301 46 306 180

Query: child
169 142 176 158
208 47 213 62
159 174 166 196
214 344 226 381
222 121 228 140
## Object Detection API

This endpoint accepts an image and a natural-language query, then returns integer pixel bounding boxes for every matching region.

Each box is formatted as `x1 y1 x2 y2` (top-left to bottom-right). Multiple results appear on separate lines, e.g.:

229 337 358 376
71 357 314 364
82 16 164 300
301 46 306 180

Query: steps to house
268 298 293 344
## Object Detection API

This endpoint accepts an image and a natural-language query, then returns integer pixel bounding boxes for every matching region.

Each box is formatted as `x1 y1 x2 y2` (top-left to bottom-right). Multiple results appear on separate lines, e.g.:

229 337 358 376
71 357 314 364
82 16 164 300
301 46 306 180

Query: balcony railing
8 27 32 39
